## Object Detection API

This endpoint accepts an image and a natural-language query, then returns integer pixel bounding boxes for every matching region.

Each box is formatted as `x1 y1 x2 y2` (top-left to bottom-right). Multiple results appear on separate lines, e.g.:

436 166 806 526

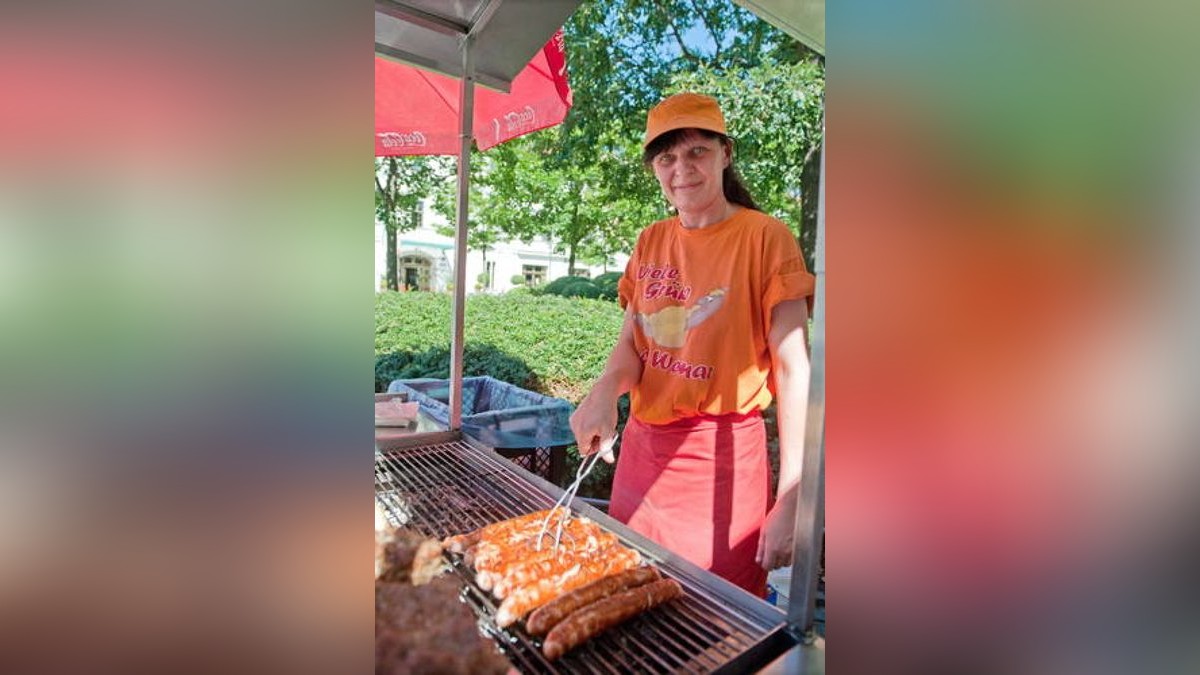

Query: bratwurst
525 566 662 636
541 578 684 661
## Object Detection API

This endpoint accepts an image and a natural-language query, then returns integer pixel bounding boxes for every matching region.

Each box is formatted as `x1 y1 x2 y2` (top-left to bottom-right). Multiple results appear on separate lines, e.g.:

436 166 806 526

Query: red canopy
374 31 572 156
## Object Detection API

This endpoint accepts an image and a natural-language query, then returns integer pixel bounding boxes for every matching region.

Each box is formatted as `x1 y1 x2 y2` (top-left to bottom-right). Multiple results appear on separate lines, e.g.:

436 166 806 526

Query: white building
375 200 629 293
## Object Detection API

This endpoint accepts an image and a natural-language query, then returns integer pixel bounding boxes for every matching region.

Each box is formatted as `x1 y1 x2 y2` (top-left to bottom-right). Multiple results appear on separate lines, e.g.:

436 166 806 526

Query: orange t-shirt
618 208 815 424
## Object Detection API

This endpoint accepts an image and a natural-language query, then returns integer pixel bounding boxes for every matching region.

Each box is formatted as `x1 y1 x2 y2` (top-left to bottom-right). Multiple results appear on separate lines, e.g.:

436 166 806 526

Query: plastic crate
386 377 574 482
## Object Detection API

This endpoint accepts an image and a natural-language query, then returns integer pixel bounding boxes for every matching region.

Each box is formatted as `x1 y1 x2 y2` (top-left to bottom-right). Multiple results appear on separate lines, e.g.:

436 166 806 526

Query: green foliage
557 3 820 261
592 271 622 301
509 273 526 286
375 157 453 291
375 342 536 394
475 271 490 291
543 275 602 299
381 2 824 278
374 156 451 233
375 291 623 398
670 61 824 268
376 292 627 496
415 1 823 276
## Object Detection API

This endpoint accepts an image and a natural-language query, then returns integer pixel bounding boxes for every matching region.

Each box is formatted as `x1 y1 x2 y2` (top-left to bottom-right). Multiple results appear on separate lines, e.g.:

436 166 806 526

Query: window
522 264 546 286
570 268 590 278
410 201 424 229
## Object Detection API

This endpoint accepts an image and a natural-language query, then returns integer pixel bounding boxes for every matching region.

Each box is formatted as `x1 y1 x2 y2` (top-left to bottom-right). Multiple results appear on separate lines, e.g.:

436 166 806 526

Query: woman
570 92 814 595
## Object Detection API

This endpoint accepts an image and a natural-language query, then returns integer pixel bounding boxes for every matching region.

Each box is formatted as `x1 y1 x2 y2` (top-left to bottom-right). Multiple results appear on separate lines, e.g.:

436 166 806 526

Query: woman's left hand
756 497 797 571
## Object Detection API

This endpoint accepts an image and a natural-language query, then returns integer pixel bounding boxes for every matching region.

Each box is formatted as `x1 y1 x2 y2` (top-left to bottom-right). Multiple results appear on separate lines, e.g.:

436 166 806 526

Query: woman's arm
569 308 644 461
756 298 811 570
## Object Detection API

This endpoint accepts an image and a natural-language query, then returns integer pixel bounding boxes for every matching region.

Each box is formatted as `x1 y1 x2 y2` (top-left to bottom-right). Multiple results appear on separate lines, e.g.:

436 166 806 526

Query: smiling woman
649 133 730 224
569 92 815 596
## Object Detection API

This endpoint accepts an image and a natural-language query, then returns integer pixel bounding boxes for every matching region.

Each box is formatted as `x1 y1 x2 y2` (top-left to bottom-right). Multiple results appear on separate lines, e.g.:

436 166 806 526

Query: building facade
375 201 629 293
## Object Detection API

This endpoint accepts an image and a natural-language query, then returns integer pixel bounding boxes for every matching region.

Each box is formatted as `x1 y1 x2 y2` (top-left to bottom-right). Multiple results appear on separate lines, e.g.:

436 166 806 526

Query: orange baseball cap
643 93 727 148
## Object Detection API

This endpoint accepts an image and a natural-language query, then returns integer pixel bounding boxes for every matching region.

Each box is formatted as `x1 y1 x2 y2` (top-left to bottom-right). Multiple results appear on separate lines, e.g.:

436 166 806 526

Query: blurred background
0 2 373 673
828 1 1200 673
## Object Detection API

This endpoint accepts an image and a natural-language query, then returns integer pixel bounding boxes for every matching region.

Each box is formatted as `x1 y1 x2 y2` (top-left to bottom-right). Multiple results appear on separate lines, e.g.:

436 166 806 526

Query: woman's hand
569 387 618 464
756 491 798 571
571 308 643 464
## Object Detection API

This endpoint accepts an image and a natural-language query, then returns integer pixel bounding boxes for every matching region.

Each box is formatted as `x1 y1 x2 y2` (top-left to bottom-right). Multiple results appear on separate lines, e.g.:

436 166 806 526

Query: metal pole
449 35 474 431
787 114 826 636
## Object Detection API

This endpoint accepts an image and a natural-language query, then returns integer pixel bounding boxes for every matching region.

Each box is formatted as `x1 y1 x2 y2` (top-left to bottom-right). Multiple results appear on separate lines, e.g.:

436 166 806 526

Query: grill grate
375 434 792 674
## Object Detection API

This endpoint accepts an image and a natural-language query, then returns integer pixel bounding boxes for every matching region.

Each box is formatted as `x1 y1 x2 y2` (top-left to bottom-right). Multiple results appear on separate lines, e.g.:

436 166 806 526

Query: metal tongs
536 435 616 555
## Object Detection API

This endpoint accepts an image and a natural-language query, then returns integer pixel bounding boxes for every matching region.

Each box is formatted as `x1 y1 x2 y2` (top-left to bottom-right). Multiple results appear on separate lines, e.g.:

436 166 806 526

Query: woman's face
649 131 730 215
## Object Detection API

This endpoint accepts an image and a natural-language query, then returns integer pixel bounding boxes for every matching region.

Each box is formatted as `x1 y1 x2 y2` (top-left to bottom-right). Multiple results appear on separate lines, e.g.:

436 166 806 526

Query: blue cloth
387 376 574 448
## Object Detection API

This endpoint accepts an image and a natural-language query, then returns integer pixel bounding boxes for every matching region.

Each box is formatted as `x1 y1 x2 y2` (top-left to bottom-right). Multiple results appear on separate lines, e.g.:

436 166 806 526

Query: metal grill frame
376 431 797 673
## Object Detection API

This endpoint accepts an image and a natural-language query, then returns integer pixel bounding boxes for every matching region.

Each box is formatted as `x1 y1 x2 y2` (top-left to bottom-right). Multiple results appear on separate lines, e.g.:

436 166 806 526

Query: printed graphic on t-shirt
632 261 727 381
634 288 726 348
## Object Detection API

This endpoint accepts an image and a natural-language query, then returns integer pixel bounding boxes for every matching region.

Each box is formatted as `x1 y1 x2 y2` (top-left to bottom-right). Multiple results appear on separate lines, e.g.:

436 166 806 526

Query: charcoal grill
376 431 799 673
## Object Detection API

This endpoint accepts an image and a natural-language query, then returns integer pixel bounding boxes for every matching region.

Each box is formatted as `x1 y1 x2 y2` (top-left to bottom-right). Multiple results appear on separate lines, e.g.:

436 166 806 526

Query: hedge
541 275 602 299
374 291 784 500
375 291 624 401
538 272 623 301
376 291 628 495
593 271 622 301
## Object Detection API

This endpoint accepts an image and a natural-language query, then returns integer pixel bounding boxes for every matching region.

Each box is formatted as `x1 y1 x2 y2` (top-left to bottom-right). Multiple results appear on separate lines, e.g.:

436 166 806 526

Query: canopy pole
787 113 826 636
449 35 475 431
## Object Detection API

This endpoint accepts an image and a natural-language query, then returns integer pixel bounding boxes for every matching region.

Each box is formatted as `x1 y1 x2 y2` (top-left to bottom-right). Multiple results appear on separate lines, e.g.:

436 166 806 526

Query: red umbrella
375 30 572 156
374 27 572 428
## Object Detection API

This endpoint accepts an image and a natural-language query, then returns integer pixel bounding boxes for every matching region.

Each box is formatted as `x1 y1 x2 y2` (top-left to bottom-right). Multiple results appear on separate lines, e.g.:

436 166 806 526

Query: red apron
609 411 770 596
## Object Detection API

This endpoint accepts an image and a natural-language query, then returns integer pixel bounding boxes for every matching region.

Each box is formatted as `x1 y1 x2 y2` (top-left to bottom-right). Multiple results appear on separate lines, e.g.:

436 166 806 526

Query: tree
428 144 524 272
401 0 825 274
557 0 823 263
375 156 450 290
671 60 824 268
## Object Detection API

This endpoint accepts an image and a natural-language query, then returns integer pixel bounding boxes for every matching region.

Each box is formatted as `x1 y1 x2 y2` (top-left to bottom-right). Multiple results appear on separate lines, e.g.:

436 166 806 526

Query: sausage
525 567 661 636
492 526 619 598
493 532 621 599
442 529 481 554
443 508 560 554
541 578 683 661
494 546 642 627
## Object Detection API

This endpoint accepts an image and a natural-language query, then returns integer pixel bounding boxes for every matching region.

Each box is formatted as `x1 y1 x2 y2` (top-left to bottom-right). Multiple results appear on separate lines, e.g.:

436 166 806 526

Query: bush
376 291 623 399
376 292 626 496
542 275 602 299
592 271 622 301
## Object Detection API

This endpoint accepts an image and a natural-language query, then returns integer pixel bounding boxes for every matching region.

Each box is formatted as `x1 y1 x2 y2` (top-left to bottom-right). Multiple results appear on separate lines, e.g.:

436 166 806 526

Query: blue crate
386 376 575 450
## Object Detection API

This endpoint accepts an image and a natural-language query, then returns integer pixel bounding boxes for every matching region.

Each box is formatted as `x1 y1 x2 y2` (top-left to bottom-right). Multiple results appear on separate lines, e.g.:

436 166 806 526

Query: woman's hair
642 128 760 211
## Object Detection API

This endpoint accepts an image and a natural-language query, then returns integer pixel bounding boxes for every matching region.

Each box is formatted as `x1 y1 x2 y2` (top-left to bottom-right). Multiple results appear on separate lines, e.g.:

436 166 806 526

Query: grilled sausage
443 508 561 554
525 567 662 636
493 530 621 599
494 546 642 627
541 578 683 661
442 529 481 554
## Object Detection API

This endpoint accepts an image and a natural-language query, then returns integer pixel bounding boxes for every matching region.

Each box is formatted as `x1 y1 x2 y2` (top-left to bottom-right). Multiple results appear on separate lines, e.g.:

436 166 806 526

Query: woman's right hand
569 387 619 464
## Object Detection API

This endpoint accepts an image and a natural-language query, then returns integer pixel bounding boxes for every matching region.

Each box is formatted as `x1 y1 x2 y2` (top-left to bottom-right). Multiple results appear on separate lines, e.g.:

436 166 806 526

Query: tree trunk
799 140 821 272
567 184 580 275
386 224 398 291
384 157 401 291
